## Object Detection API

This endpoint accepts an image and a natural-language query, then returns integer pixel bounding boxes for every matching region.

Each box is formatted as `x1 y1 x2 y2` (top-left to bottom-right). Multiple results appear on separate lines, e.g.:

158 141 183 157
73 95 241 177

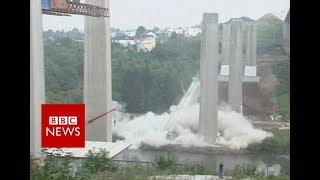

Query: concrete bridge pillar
221 23 231 75
84 0 112 142
245 22 257 66
228 20 243 112
30 0 45 156
245 22 257 76
199 13 219 143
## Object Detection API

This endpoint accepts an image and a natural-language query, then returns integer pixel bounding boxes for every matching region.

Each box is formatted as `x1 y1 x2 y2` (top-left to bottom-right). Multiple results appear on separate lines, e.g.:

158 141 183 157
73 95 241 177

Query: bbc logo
49 116 78 125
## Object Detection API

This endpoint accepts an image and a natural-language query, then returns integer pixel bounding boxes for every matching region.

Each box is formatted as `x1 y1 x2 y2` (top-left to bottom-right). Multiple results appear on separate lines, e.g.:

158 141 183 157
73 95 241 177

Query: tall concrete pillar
245 22 257 66
244 22 257 76
84 0 112 142
222 23 231 65
220 23 231 76
199 13 219 143
228 20 243 112
30 0 45 156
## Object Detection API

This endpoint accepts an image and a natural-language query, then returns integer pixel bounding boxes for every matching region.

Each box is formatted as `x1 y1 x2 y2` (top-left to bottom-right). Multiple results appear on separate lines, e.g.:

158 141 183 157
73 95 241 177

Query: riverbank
141 143 253 155
138 128 289 155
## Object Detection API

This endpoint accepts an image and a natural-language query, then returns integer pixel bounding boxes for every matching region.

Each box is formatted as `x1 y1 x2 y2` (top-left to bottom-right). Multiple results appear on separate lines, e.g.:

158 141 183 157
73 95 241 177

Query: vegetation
247 129 290 154
31 151 289 179
232 161 290 180
44 29 200 114
30 148 118 180
256 14 284 55
31 150 214 179
44 35 84 104
155 155 176 171
272 61 290 121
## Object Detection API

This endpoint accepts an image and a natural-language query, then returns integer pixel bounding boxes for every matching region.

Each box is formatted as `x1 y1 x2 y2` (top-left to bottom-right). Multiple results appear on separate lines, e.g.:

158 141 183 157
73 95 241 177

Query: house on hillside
112 34 135 47
184 27 201 37
124 30 136 37
139 32 156 51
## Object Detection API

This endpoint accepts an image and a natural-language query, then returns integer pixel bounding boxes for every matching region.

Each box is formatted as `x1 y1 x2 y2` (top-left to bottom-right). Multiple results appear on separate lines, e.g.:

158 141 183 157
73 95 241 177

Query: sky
42 0 290 31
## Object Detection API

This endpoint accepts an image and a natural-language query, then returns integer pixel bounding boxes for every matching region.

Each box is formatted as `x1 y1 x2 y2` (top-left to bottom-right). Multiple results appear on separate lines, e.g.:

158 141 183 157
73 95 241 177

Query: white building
113 35 135 47
114 39 135 47
124 30 136 37
140 32 156 51
184 27 201 37
165 26 201 37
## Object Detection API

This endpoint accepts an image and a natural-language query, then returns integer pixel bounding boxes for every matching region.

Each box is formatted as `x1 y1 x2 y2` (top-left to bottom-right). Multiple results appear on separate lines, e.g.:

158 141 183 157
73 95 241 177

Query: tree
43 29 201 114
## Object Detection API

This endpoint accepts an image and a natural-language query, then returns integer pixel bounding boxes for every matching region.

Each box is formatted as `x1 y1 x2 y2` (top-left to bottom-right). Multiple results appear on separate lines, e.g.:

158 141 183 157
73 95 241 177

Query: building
184 27 201 37
166 26 201 37
167 27 184 35
124 30 136 37
113 34 135 47
140 32 156 51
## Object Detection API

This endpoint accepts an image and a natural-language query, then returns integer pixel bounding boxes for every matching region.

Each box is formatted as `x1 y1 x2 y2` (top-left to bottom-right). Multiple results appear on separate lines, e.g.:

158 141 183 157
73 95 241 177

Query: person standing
219 162 224 178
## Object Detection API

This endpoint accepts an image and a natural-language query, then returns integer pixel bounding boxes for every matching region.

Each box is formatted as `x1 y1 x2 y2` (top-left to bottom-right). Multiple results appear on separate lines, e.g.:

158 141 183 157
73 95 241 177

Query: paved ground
252 121 290 130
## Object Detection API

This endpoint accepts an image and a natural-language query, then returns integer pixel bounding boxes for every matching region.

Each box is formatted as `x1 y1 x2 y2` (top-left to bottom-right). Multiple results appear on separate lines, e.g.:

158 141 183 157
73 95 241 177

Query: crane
41 0 109 17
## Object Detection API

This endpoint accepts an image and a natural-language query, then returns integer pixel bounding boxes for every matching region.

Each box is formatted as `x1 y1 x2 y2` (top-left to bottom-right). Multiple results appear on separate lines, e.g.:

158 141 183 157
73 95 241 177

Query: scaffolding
42 0 109 17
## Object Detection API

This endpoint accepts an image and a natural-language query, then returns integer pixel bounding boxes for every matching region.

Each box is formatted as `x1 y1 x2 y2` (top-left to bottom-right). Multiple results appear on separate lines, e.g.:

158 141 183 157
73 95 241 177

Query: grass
277 93 290 121
247 128 290 154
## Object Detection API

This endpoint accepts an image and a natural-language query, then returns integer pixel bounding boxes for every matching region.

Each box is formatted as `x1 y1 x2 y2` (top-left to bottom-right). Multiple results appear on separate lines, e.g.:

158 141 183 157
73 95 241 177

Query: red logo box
41 104 85 148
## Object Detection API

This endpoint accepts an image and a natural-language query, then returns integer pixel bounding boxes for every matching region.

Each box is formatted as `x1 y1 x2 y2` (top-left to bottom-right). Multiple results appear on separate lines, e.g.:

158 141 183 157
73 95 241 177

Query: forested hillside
44 31 200 113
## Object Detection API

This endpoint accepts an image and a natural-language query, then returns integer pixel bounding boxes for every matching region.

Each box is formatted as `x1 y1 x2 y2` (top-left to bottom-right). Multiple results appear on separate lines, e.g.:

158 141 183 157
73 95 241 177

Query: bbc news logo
46 116 80 136
41 104 85 148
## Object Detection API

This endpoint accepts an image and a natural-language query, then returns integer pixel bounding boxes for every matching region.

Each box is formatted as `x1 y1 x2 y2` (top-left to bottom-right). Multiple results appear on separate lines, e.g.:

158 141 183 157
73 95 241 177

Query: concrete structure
30 0 45 157
199 13 219 143
222 24 231 66
166 26 201 37
113 35 135 47
221 23 231 76
185 27 202 37
124 30 136 37
245 23 257 66
228 20 243 112
84 0 112 142
245 22 257 77
282 9 290 55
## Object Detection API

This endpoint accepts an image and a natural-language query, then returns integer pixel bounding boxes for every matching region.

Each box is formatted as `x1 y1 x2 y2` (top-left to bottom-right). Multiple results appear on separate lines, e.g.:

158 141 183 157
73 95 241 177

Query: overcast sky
42 0 289 31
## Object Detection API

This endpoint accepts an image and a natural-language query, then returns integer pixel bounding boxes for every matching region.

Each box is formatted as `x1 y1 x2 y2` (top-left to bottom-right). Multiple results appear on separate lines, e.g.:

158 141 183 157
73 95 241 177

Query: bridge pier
221 23 231 75
244 22 257 76
228 20 243 113
30 0 45 157
199 13 219 143
84 0 112 142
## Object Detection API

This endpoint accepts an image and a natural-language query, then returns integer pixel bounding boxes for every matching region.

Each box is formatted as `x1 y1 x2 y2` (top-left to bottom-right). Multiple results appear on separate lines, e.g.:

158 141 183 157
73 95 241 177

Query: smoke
113 78 272 150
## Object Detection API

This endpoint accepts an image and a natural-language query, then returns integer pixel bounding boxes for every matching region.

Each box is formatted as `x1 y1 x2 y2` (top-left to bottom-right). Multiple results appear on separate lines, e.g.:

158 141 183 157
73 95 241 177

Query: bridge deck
218 75 260 82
